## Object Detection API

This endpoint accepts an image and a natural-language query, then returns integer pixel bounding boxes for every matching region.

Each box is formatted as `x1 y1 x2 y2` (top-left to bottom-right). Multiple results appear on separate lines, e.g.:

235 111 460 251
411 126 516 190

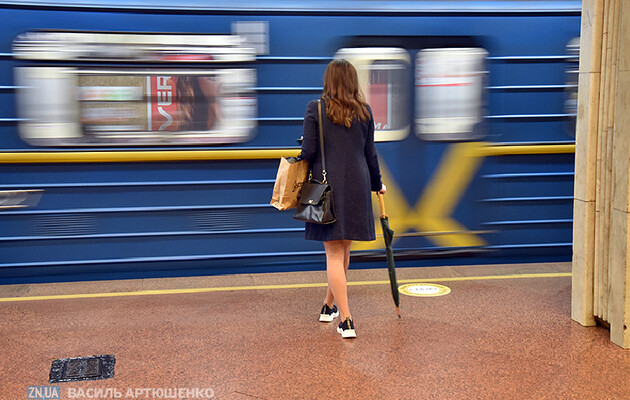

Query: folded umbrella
377 193 400 318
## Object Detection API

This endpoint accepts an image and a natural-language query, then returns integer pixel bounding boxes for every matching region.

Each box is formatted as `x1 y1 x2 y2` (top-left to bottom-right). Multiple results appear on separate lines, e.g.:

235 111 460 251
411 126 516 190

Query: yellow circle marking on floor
399 283 451 297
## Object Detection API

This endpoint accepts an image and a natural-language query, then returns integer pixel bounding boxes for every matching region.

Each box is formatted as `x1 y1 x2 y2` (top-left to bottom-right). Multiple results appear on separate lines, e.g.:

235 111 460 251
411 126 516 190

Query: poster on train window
415 48 487 141
78 75 227 136
334 47 410 142
368 60 408 133
16 68 257 146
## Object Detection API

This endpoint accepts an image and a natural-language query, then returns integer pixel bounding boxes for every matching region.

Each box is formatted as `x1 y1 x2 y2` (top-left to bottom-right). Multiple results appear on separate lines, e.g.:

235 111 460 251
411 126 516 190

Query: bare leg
324 240 351 306
323 240 353 320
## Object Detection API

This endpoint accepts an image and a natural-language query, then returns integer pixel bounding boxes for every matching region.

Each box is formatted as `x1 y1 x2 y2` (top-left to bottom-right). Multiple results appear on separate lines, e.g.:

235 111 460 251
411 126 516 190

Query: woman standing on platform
300 59 386 339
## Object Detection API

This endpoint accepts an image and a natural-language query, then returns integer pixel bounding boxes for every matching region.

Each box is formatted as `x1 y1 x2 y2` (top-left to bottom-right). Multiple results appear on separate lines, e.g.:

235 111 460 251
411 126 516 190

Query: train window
565 37 579 138
13 31 257 146
232 21 269 55
415 48 487 141
334 48 410 142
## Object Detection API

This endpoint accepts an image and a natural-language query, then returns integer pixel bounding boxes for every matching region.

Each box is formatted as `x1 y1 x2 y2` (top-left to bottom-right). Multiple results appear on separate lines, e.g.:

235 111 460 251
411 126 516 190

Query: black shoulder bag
294 100 336 224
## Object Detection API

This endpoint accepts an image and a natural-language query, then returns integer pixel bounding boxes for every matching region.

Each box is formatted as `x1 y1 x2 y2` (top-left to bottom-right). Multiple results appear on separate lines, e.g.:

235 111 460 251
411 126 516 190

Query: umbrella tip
396 306 401 318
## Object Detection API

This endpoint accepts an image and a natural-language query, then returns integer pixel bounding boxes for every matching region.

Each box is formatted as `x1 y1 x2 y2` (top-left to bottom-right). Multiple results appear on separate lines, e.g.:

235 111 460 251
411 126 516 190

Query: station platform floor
1 262 629 400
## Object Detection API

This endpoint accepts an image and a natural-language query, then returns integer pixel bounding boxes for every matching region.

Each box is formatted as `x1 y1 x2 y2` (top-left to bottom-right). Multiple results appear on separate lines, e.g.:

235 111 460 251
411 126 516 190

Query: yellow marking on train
0 142 574 250
0 149 301 163
413 141 486 247
0 272 571 303
352 161 411 251
0 143 574 164
354 142 576 250
480 144 575 156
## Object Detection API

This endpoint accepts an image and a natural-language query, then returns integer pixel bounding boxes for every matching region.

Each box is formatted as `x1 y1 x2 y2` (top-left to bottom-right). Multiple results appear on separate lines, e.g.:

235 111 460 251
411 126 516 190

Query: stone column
572 0 630 348
608 1 630 348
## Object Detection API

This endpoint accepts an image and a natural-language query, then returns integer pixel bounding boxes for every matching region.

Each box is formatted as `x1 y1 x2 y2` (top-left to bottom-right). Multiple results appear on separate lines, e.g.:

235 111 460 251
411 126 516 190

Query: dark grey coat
300 99 382 241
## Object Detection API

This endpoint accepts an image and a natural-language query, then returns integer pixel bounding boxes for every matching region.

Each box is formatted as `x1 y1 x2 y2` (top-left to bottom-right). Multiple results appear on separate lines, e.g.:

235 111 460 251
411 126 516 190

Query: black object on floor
49 355 115 383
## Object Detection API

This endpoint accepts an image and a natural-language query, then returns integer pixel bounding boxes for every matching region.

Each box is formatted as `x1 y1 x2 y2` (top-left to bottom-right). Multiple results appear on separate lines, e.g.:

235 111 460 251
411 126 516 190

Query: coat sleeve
300 100 319 164
364 109 383 192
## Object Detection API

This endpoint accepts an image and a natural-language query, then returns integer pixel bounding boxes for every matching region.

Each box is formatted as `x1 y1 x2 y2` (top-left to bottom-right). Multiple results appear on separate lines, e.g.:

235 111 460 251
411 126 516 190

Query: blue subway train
0 1 581 283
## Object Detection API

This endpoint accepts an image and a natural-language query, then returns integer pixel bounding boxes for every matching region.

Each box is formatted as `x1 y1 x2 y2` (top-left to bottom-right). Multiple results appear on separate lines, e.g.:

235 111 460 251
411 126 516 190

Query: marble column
572 0 630 348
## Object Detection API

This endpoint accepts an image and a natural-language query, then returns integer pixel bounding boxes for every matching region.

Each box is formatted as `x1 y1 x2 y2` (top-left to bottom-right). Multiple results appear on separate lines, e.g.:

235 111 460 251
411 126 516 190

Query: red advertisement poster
370 82 389 130
148 76 179 131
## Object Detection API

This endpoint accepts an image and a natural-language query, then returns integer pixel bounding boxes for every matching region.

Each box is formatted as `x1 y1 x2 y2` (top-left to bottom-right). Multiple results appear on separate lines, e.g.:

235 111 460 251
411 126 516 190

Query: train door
334 45 490 253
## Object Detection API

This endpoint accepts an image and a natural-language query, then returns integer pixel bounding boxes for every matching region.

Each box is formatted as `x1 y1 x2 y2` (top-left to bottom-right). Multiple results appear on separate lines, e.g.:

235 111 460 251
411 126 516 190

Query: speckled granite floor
1 262 629 400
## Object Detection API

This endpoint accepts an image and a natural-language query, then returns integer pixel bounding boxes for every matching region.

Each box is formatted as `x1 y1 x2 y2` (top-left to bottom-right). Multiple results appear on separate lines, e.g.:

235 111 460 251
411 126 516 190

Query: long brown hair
176 76 197 130
322 59 370 128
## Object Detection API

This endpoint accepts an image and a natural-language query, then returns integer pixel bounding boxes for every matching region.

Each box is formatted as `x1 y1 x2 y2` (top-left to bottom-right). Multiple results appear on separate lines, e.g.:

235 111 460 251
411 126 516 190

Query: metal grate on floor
49 355 115 383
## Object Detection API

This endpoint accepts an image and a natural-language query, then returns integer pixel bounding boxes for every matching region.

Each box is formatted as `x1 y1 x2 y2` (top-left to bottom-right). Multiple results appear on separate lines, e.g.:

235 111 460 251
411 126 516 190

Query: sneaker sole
337 327 357 339
319 311 339 322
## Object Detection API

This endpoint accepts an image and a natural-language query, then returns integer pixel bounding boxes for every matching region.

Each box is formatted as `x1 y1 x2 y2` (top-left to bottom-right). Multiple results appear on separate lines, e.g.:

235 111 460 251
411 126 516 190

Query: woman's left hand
378 184 387 195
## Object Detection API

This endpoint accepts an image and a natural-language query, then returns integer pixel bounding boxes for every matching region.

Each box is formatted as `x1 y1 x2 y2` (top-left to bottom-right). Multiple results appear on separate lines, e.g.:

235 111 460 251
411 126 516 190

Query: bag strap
317 99 328 183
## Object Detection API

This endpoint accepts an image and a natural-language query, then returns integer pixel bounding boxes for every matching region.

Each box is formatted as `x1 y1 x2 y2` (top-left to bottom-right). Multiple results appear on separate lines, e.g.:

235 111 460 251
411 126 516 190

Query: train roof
0 1 582 13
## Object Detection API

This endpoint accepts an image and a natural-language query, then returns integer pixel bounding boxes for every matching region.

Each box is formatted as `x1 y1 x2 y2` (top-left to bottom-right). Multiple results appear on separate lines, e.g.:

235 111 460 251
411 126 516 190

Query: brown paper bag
270 156 309 210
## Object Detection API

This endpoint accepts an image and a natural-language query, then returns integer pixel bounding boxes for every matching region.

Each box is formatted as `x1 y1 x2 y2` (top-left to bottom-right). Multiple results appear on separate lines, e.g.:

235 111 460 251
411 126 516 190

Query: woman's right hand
378 184 387 195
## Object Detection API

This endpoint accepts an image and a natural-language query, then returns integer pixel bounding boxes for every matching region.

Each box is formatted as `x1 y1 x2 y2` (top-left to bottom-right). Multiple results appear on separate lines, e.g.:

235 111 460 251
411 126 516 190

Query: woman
300 59 386 339
176 76 221 131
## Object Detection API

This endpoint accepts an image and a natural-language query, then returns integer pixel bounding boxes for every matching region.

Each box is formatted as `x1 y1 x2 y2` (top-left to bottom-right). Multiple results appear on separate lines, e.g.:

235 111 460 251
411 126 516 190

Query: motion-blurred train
0 0 581 283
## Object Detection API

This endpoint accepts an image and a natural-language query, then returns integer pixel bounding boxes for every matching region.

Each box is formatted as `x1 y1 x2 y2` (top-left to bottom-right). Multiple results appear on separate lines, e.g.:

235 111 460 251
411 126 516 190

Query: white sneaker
319 304 339 322
337 317 356 339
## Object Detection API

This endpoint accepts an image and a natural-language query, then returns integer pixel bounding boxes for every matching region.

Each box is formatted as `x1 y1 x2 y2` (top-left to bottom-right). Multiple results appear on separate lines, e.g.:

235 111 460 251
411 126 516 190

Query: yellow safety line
0 272 571 303
398 272 572 283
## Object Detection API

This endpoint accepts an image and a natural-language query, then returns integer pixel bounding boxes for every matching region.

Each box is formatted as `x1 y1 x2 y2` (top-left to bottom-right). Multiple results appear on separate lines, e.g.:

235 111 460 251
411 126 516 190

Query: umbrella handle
377 192 387 218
